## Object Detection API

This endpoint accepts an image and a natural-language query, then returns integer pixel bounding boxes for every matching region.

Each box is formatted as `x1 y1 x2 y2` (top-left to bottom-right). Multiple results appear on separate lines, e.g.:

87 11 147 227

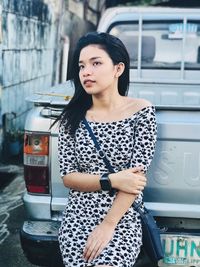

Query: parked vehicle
20 7 200 267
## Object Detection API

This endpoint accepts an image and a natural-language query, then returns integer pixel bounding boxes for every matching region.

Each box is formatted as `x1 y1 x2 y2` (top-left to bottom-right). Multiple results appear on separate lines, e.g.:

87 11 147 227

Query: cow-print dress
58 106 157 267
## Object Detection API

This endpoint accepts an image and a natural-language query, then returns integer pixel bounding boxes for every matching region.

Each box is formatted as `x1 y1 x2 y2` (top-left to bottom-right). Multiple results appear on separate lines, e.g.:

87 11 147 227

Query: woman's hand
109 166 147 194
83 221 115 263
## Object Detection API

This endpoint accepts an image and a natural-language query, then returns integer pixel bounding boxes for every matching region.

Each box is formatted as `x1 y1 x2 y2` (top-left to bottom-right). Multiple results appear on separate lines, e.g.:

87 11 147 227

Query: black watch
100 173 112 191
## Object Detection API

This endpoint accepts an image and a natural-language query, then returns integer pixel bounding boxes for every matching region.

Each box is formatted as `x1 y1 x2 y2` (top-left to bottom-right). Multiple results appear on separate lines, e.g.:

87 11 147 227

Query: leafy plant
5 130 24 143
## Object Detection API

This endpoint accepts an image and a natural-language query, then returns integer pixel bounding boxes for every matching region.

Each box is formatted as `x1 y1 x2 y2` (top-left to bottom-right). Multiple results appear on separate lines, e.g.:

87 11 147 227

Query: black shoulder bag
83 118 164 263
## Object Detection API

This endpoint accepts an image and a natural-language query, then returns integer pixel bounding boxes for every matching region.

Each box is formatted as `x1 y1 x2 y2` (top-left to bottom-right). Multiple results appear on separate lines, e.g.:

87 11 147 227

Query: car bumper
20 220 64 267
20 221 153 267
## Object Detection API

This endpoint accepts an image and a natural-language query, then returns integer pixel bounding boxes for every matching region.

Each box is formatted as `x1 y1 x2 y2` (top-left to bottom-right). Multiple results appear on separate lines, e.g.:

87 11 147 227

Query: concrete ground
0 164 39 267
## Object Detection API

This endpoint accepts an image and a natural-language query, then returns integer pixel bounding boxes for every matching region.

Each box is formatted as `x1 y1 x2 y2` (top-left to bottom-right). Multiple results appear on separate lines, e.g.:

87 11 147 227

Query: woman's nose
82 66 92 76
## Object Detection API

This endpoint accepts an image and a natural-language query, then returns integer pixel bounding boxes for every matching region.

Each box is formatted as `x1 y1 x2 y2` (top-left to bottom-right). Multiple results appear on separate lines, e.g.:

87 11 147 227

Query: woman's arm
103 189 139 226
83 190 139 262
59 123 146 193
83 171 146 262
83 106 157 262
83 173 146 262
62 167 146 194
62 172 100 191
83 170 146 262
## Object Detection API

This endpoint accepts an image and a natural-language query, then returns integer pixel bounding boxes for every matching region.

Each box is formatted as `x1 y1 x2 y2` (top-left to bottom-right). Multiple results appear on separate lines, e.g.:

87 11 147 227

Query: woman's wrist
102 216 118 229
108 173 118 189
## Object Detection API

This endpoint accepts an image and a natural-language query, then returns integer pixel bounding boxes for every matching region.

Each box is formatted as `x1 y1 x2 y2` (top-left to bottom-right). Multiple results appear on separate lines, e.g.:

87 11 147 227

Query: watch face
100 174 111 191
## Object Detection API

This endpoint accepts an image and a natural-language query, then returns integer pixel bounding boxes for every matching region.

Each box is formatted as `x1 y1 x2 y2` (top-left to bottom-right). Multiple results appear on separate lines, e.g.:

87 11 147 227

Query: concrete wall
0 2 3 129
0 0 63 133
61 8 95 80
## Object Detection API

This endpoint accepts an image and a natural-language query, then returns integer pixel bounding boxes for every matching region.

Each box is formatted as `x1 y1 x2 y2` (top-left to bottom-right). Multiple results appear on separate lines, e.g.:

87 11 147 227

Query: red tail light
24 132 50 194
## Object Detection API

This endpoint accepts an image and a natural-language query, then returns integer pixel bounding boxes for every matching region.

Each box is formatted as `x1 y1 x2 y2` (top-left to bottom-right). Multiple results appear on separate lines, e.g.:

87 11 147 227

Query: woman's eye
93 61 101 66
79 65 84 70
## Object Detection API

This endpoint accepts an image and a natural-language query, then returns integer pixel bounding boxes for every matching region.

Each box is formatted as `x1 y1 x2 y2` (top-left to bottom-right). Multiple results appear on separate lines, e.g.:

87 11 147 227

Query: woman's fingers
83 238 97 261
130 166 144 173
87 242 105 262
84 241 106 262
83 222 114 262
110 167 147 193
127 175 147 194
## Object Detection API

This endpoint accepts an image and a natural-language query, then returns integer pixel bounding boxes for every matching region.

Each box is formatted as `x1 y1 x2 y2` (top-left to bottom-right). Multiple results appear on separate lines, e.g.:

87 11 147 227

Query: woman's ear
115 62 125 78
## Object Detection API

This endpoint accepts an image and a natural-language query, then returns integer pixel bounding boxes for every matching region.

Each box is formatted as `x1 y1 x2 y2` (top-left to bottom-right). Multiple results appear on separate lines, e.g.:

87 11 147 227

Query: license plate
159 233 200 266
24 154 48 166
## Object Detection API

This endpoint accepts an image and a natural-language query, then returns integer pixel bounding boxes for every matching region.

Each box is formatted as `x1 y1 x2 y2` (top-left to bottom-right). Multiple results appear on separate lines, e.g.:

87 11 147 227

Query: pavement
0 160 39 267
0 164 20 174
0 148 23 185
0 164 21 188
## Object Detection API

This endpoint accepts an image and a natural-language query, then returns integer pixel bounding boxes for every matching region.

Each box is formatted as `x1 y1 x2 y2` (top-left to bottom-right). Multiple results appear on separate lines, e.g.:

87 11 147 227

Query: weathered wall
0 0 63 132
0 1 4 150
62 0 96 80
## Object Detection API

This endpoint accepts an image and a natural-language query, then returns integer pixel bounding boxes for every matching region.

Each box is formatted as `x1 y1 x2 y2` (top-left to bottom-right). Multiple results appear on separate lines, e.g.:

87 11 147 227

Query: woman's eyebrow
79 56 102 64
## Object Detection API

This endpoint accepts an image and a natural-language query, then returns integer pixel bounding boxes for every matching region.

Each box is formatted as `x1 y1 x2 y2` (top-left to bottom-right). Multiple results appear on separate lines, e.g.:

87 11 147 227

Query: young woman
58 32 157 267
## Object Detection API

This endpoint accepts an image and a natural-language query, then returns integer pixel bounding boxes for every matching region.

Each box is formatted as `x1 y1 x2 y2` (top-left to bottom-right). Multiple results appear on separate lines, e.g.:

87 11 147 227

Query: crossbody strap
82 118 142 206
82 118 116 196
83 118 143 209
83 118 115 173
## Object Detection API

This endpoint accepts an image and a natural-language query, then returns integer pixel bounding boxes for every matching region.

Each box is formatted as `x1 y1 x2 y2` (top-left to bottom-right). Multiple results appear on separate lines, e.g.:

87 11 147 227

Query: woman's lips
83 79 95 86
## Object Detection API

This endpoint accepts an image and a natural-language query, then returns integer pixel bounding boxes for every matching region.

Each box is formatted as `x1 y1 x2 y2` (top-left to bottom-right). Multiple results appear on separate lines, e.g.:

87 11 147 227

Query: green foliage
5 130 24 143
119 0 166 6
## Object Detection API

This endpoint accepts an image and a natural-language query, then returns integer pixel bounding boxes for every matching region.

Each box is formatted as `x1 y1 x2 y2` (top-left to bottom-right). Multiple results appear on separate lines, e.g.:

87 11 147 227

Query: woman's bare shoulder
126 97 153 114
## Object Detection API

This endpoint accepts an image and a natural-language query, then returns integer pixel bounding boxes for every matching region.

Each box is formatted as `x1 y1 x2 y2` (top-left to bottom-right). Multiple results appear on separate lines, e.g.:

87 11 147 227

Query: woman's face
78 44 119 96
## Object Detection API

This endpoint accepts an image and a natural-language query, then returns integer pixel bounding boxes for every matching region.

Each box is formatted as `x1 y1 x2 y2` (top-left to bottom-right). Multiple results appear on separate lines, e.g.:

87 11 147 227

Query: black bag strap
82 118 143 202
83 118 116 196
133 200 145 214
83 118 115 173
82 118 141 204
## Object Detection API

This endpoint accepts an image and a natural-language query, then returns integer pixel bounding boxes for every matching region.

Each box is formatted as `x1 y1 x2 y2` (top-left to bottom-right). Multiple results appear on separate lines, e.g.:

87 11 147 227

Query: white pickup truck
20 7 200 267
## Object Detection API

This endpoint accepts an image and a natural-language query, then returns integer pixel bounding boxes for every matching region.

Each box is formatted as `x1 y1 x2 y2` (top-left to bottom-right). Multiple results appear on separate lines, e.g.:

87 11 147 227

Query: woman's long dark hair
60 32 130 134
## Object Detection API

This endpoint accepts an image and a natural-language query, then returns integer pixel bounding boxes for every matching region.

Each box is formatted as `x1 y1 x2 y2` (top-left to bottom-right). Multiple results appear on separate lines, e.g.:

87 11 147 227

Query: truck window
109 21 200 70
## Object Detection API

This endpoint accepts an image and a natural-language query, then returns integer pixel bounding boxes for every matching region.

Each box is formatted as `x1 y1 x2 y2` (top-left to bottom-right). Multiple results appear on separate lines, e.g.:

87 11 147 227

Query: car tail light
24 132 50 194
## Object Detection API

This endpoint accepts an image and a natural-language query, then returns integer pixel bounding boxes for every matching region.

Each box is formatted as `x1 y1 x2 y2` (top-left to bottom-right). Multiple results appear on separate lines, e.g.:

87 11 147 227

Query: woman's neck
91 92 124 112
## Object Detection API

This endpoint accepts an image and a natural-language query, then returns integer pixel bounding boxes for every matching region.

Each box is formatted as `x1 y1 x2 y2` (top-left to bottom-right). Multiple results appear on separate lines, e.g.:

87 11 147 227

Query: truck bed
24 80 200 221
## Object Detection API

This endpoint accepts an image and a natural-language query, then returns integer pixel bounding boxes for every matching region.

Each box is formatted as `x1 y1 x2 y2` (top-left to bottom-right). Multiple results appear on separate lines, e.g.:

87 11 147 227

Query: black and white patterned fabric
58 106 157 267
